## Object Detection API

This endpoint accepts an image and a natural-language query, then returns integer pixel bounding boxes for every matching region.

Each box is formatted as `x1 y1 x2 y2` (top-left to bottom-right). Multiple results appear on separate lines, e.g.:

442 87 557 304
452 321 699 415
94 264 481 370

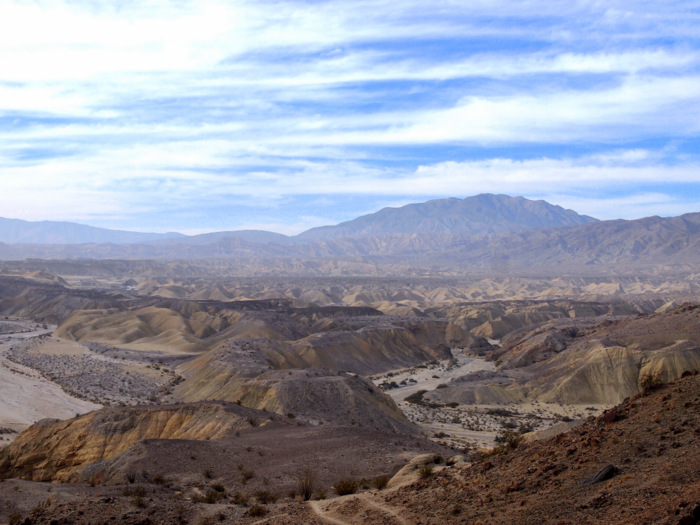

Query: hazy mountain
0 217 184 245
164 230 292 246
295 194 598 241
1 197 698 275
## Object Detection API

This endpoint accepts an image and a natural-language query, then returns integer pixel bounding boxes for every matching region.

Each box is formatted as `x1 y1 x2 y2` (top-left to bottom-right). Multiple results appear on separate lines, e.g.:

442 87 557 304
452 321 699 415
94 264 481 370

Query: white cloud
1 0 699 230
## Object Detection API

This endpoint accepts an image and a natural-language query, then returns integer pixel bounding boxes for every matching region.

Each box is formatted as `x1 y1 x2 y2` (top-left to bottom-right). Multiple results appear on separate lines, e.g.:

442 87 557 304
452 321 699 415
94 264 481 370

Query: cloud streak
1 0 699 232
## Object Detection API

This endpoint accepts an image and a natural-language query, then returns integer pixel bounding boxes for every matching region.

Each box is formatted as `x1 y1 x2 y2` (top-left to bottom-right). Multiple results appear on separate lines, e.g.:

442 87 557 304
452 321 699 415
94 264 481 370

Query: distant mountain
295 194 598 241
165 230 291 246
0 217 184 245
2 197 698 275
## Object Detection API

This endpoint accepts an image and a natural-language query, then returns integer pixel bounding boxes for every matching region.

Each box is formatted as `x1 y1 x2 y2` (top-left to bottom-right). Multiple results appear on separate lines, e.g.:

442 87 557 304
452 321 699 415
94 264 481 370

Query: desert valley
0 194 698 524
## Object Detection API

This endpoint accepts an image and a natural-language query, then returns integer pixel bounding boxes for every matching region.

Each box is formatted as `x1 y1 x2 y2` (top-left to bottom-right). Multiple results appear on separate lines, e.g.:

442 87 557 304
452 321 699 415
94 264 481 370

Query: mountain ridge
0 217 185 245
0 194 595 245
296 194 598 241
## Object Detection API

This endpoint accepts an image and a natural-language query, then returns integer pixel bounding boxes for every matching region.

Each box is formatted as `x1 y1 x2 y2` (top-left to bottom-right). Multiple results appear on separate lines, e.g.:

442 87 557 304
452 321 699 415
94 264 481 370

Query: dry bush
373 476 389 490
297 467 315 501
333 479 358 495
192 489 225 504
247 505 267 517
254 490 277 504
418 465 434 479
490 430 523 455
639 370 665 394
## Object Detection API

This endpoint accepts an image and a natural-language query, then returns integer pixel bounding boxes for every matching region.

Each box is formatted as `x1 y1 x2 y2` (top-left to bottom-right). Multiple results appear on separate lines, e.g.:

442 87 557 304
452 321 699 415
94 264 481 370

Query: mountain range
0 194 698 273
0 194 594 245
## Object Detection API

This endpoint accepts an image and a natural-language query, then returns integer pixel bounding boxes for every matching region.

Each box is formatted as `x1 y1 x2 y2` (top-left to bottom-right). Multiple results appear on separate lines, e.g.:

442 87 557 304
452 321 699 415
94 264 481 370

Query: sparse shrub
373 476 389 490
315 488 326 500
254 490 277 504
518 422 535 434
151 473 166 485
490 430 523 455
404 390 427 405
210 483 225 493
333 479 358 495
247 505 267 517
122 485 147 497
436 383 448 389
8 513 23 525
232 492 248 505
418 465 434 479
192 489 225 504
297 467 315 501
203 469 213 479
240 470 255 484
639 370 665 393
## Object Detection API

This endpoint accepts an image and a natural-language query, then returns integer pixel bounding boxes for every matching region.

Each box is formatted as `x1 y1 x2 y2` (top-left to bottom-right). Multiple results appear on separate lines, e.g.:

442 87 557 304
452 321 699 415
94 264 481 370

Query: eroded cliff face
0 403 251 482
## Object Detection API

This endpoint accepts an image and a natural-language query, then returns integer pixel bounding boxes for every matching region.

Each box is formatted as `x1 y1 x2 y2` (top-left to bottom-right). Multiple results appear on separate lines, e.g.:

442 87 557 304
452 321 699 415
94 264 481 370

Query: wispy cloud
1 0 699 232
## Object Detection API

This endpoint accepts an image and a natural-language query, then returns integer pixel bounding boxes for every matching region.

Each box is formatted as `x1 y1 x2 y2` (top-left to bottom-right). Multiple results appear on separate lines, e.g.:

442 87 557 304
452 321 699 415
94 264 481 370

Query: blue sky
1 0 700 235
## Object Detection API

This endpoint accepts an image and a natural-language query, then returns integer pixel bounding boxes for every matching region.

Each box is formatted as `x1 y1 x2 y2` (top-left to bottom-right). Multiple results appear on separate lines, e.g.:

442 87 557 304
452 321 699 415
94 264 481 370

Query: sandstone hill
428 303 700 406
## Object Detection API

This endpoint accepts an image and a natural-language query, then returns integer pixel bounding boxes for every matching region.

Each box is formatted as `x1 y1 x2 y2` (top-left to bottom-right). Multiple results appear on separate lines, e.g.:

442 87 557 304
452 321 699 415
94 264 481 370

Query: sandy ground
0 319 100 445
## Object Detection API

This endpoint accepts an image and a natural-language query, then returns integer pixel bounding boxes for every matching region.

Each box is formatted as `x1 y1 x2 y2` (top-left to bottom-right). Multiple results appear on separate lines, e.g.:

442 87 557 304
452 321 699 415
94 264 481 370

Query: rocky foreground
1 372 697 524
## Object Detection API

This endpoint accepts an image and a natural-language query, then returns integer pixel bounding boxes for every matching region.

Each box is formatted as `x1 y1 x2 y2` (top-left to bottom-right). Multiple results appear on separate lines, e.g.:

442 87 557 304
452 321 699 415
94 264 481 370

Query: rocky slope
266 372 700 525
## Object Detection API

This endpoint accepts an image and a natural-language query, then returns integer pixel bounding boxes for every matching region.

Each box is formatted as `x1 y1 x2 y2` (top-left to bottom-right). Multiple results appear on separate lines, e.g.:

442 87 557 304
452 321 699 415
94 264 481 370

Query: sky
1 0 700 235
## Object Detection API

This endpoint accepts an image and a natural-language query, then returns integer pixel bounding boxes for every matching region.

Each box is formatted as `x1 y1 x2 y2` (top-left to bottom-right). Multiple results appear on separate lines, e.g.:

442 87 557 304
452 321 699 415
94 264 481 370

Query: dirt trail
308 493 408 525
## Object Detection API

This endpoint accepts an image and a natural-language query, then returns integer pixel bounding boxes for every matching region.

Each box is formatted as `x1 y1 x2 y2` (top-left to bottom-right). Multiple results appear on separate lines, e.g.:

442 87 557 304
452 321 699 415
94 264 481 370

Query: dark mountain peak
295 194 597 241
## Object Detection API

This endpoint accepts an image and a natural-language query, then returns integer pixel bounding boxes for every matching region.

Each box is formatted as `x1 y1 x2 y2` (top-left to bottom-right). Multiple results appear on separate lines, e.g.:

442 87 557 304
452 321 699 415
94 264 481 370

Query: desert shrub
315 488 326 500
203 469 213 479
333 479 358 495
404 390 427 405
639 370 665 393
196 513 227 525
297 467 315 501
490 430 523 455
436 383 448 389
232 492 248 505
240 470 255 484
193 489 225 504
373 476 389 490
122 485 147 497
254 490 277 504
418 465 434 479
151 473 166 485
210 483 225 493
247 505 267 517
486 408 513 417
8 514 23 525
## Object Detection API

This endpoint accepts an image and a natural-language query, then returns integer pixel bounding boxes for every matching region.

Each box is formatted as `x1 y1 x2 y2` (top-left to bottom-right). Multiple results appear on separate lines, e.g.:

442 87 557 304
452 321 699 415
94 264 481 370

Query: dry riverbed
372 347 603 449
0 319 100 444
